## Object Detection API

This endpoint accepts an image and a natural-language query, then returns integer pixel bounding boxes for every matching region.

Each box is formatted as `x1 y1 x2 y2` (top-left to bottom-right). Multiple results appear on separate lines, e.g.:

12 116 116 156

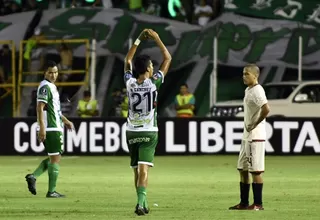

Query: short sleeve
189 95 196 105
254 86 268 108
151 70 164 89
124 70 134 85
37 85 49 103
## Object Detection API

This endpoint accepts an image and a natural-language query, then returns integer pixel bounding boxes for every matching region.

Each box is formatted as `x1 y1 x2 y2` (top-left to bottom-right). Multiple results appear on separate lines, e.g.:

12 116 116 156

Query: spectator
77 90 99 118
57 43 73 82
27 90 37 117
193 0 213 27
23 0 38 11
111 88 124 117
120 88 129 117
0 44 12 84
101 0 112 8
71 0 102 7
0 0 21 15
145 0 161 16
175 83 196 117
24 28 47 80
60 94 73 116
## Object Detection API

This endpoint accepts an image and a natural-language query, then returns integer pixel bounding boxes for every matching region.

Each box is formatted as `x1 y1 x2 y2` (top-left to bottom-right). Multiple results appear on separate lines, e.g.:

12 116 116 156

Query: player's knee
138 164 148 175
49 155 61 164
240 170 249 176
251 172 263 183
240 170 250 183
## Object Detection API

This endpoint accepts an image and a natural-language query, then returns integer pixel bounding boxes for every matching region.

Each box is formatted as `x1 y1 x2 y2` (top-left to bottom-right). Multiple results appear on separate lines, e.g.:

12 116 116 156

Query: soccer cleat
25 174 37 195
46 191 66 198
229 203 249 210
134 205 146 216
144 207 150 214
135 204 149 214
247 204 264 210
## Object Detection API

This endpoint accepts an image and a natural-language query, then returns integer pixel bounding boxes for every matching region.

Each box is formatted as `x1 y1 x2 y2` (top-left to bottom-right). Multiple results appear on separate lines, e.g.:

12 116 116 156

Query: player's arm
255 103 270 125
124 29 149 81
189 95 196 111
61 114 74 130
148 30 172 76
37 102 46 131
36 86 48 142
174 96 192 110
76 103 82 117
94 104 100 116
253 88 270 127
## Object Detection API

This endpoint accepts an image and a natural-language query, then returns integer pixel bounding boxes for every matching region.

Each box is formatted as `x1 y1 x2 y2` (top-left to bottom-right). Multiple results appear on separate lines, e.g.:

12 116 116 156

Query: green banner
224 0 320 27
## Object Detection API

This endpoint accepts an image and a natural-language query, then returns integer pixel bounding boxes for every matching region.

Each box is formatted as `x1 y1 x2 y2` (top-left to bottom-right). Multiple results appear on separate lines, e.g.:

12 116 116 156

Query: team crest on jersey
124 73 132 80
153 73 161 80
40 87 47 95
130 83 136 88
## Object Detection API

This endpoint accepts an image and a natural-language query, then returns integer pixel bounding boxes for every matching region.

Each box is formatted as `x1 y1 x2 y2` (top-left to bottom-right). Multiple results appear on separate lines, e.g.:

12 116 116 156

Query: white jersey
124 70 164 132
37 79 63 132
243 84 268 141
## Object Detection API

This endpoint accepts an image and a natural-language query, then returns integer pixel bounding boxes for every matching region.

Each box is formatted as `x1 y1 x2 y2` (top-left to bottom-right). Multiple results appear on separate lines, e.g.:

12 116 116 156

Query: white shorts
237 140 265 173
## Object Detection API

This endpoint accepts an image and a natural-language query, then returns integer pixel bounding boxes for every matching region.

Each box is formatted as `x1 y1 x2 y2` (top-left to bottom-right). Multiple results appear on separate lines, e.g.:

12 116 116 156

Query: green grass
0 156 319 220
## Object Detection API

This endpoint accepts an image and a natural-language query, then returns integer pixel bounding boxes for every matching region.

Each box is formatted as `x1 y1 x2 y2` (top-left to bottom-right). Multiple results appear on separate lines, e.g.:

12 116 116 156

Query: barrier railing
0 40 16 117
17 39 90 116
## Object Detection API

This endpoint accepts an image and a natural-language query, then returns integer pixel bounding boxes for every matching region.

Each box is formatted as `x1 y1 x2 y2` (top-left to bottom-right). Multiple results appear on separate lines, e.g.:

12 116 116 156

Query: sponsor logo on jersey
128 137 151 144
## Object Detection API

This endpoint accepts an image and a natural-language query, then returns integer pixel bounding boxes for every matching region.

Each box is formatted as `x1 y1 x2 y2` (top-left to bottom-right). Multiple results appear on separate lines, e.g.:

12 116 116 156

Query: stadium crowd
0 0 221 26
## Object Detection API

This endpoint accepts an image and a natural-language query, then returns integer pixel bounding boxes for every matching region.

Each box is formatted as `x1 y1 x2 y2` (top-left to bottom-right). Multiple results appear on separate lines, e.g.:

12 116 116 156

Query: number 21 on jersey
129 90 157 114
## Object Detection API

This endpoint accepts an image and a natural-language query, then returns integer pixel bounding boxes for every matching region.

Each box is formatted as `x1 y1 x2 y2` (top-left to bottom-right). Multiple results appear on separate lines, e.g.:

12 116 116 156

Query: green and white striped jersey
37 79 63 132
124 70 164 132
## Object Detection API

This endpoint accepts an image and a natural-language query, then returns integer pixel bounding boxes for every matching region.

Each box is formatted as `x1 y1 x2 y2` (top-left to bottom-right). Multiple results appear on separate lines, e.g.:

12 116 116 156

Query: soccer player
25 60 74 198
229 64 270 211
124 29 172 215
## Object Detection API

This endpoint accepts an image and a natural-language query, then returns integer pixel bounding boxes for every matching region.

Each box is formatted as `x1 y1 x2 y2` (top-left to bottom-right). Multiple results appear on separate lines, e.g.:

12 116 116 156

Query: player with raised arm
124 29 172 216
229 64 270 211
25 60 74 198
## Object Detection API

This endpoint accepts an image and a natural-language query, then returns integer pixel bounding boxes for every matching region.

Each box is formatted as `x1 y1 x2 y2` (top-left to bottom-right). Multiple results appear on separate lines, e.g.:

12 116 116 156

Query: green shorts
43 131 64 156
126 131 158 168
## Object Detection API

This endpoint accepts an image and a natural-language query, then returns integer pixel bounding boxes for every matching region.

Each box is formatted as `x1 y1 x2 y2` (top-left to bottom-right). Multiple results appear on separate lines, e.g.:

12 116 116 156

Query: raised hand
138 29 150 41
146 29 159 40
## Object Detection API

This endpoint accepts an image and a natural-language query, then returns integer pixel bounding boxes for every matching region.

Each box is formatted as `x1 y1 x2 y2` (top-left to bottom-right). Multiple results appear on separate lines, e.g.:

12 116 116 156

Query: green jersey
37 79 63 132
124 70 164 132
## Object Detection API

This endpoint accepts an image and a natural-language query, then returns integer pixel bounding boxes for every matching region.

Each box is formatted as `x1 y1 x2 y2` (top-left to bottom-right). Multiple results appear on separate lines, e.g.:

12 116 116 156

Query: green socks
31 159 60 193
32 158 50 178
48 163 60 193
143 197 149 209
137 186 147 207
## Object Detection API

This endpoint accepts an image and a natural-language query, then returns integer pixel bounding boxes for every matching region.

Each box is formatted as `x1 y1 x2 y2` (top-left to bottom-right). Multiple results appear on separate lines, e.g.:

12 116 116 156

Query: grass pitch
0 156 319 220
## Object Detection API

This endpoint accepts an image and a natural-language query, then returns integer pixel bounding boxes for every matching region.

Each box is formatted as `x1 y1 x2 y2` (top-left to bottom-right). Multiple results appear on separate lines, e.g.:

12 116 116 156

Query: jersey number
130 91 156 113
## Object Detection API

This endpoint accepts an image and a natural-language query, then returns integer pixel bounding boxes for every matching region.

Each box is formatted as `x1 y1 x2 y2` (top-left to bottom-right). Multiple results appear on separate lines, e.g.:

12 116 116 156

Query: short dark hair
84 90 91 97
244 63 260 77
134 54 151 76
180 83 188 88
44 60 57 71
